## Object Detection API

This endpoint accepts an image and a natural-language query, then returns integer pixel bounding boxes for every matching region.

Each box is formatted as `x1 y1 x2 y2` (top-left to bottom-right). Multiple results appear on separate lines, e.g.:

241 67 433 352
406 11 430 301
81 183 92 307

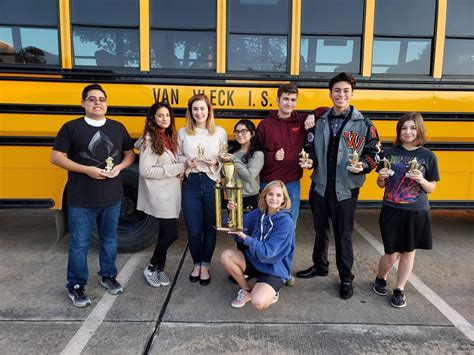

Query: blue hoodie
239 208 295 281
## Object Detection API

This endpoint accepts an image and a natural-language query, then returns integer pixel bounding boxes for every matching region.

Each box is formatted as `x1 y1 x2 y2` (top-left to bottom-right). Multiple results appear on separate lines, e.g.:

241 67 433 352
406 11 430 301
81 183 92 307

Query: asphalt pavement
0 208 473 354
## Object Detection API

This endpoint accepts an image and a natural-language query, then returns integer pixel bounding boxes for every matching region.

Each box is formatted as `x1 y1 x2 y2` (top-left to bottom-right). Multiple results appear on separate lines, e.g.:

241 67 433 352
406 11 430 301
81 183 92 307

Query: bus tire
91 162 156 253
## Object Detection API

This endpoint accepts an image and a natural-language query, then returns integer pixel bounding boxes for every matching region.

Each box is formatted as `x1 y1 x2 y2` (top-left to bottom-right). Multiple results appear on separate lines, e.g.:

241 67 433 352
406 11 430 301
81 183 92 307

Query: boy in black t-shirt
51 84 135 307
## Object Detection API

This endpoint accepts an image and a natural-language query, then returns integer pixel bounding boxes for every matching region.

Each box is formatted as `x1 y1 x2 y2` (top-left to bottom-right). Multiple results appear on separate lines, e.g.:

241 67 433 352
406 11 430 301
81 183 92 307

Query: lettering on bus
248 90 269 107
193 89 235 107
153 88 179 105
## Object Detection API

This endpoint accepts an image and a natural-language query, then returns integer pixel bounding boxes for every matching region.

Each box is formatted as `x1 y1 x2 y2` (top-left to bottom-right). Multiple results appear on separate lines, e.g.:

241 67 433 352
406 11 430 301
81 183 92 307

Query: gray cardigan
232 150 264 197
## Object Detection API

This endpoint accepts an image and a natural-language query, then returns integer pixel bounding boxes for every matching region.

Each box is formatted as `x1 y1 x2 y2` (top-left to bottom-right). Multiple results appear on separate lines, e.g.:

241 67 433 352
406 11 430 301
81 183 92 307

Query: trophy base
214 226 247 232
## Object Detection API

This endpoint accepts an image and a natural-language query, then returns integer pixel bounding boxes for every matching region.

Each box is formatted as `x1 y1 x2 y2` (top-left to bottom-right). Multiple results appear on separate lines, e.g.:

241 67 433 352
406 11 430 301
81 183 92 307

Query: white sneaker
231 289 251 308
272 292 279 304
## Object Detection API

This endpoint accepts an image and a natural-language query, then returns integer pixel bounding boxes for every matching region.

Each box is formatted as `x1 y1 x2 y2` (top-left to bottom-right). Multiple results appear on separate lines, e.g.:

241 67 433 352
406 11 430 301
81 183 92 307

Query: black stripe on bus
1 70 474 90
301 200 474 209
0 104 473 121
0 199 55 208
1 136 473 151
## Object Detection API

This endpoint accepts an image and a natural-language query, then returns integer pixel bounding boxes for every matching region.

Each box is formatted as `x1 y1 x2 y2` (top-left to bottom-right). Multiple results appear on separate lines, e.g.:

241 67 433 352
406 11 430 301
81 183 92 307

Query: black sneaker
68 284 91 308
391 288 407 308
101 276 123 295
373 276 387 296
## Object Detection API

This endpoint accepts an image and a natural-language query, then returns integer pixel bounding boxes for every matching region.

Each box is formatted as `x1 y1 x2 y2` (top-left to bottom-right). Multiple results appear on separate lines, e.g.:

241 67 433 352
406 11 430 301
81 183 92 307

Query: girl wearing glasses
221 119 264 212
136 101 185 289
178 94 227 286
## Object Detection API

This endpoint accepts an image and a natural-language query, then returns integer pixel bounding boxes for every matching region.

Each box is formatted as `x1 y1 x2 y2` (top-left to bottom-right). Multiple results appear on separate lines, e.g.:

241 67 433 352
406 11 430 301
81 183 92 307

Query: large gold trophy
215 162 244 231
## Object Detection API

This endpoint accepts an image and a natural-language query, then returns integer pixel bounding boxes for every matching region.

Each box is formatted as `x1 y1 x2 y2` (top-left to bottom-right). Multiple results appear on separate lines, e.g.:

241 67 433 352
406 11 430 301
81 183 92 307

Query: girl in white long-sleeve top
178 94 227 286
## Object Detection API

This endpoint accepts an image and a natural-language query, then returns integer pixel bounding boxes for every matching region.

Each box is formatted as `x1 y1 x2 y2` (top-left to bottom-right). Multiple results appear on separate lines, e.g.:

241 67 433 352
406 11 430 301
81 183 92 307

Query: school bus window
443 0 474 76
372 0 435 75
0 0 59 65
227 0 289 72
70 0 139 68
300 0 363 74
150 0 216 70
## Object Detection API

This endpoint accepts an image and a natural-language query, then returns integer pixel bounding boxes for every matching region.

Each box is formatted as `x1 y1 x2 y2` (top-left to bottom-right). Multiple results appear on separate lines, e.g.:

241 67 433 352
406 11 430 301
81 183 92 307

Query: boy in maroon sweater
257 83 315 227
257 84 316 285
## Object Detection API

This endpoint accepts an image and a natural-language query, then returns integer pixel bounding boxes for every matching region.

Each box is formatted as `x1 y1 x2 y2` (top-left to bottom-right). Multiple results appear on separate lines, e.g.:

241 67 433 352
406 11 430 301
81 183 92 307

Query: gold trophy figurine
382 157 394 176
214 161 244 231
299 149 310 168
407 157 419 176
104 157 114 173
347 150 359 170
196 143 205 160
219 140 232 160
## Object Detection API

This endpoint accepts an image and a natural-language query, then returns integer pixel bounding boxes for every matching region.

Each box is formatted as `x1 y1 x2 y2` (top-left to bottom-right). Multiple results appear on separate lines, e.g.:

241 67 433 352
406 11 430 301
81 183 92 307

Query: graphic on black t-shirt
79 130 121 169
384 155 426 204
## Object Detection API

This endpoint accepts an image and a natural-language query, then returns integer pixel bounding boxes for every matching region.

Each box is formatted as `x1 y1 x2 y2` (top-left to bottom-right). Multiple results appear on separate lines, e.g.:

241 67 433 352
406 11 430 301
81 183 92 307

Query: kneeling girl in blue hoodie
221 180 295 310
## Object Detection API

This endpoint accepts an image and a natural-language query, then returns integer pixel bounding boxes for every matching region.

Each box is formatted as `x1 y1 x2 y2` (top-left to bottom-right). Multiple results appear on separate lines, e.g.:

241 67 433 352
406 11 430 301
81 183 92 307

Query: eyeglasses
85 97 107 103
233 129 250 136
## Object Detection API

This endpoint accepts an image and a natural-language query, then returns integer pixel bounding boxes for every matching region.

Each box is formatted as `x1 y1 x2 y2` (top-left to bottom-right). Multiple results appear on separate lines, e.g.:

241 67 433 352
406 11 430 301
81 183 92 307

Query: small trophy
219 140 232 160
215 162 244 231
407 157 419 176
196 143 205 160
382 157 394 176
104 157 114 173
299 149 310 168
347 150 360 170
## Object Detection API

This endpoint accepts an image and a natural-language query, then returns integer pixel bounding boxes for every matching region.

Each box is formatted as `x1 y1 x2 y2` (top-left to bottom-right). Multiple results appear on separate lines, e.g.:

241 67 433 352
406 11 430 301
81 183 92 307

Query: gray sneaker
100 277 123 295
157 270 171 286
373 276 387 296
144 266 171 287
68 284 91 308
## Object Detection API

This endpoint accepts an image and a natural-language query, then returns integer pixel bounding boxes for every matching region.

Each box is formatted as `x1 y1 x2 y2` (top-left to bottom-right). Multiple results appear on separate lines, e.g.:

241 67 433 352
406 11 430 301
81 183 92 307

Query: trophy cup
347 150 360 170
299 149 310 168
407 157 419 176
104 157 114 173
215 162 244 231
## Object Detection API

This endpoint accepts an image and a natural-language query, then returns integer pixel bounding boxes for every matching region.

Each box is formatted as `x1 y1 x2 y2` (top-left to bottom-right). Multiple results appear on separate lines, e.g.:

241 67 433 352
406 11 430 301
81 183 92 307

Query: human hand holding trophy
347 150 363 173
381 157 394 176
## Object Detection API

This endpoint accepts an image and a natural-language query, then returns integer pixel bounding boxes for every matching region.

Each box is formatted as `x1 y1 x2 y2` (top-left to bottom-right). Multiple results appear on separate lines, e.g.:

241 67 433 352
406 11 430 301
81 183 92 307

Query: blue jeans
182 173 217 266
261 180 300 230
67 202 121 289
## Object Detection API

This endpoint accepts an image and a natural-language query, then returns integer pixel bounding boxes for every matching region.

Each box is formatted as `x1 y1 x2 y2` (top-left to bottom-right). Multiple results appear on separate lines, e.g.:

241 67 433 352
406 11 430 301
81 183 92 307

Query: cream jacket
136 138 185 218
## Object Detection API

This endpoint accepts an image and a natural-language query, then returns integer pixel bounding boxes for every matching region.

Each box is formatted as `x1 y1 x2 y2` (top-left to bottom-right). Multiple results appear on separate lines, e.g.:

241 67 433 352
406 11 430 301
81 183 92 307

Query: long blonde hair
258 180 291 213
185 94 216 135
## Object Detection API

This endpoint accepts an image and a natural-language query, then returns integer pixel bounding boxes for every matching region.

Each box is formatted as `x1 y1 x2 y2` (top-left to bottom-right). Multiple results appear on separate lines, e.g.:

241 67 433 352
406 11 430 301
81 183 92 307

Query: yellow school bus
1 0 473 251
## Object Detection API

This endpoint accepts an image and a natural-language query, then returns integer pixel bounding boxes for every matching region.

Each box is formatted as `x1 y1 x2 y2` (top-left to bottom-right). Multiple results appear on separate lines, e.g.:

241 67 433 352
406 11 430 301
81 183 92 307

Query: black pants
309 182 359 283
150 218 178 270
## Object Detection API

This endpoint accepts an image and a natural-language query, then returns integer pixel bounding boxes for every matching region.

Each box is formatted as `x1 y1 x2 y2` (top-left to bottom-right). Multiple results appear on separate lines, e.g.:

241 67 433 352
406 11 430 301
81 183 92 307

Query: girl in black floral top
373 113 440 308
